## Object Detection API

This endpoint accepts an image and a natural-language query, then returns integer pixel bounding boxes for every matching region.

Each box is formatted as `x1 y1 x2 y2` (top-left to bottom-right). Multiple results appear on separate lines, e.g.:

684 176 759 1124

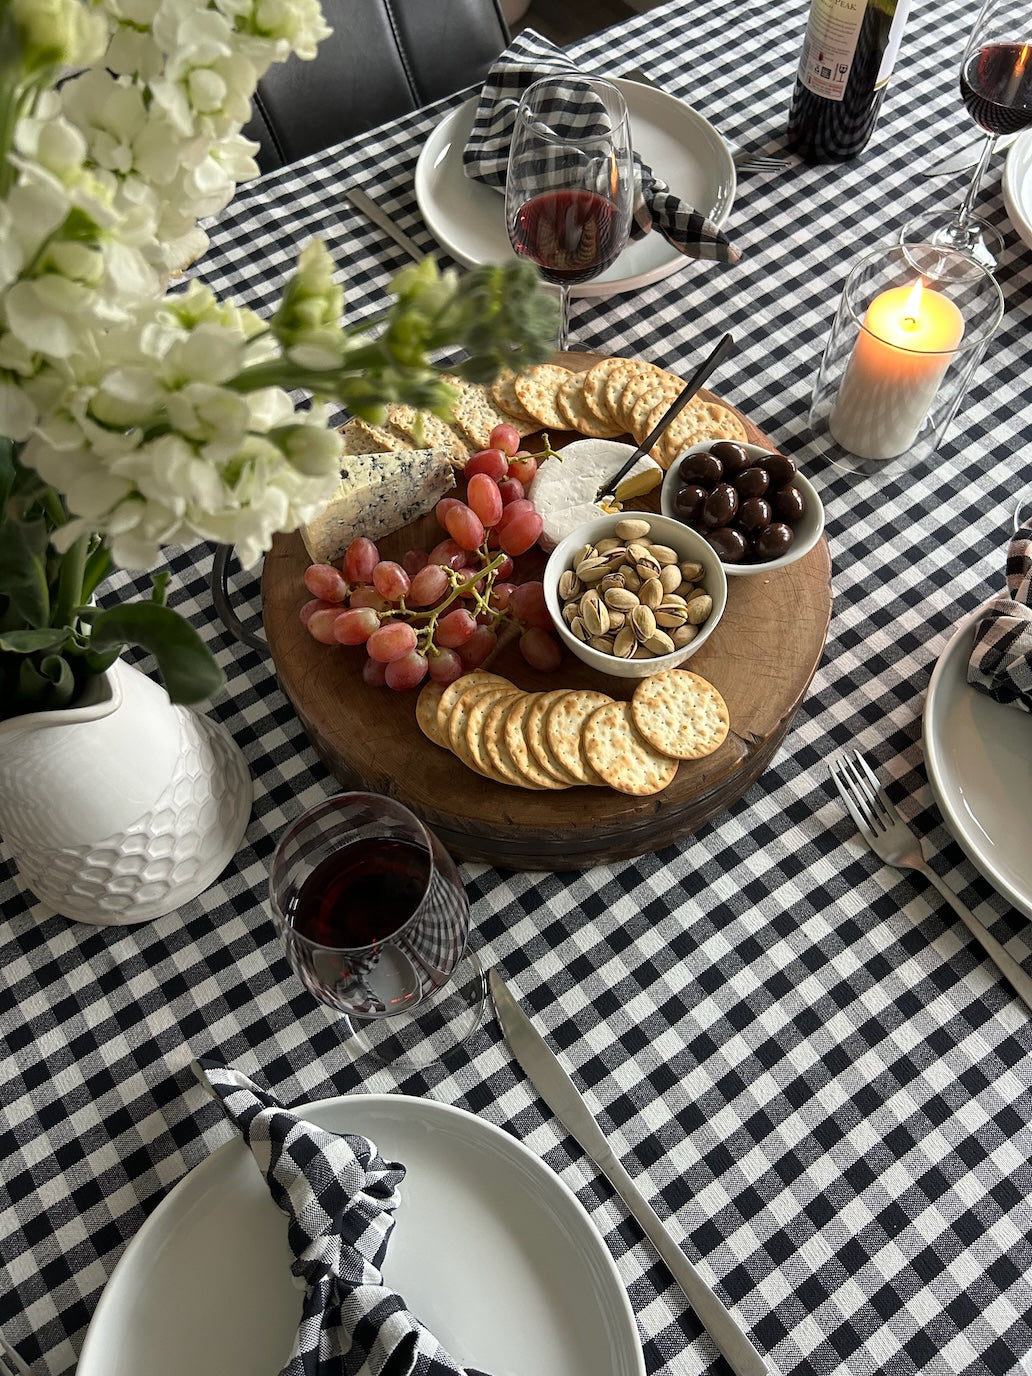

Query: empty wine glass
269 793 485 1066
505 74 635 351
902 0 1032 270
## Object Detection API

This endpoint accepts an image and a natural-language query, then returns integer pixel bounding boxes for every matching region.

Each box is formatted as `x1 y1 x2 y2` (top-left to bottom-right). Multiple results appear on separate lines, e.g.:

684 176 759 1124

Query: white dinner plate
77 1093 645 1376
414 78 736 297
923 608 1032 921
1003 130 1032 251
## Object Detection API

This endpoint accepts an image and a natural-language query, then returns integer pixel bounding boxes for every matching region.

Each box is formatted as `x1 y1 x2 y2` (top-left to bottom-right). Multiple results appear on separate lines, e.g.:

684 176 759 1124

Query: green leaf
0 514 51 626
0 626 70 652
83 602 225 704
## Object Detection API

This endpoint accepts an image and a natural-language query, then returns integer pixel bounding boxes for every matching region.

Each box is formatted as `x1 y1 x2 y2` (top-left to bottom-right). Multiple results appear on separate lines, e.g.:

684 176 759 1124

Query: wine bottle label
796 0 870 103
875 0 910 89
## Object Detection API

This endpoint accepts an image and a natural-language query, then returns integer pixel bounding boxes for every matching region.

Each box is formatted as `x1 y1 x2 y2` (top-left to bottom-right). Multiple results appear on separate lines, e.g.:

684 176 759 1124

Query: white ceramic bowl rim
543 511 728 680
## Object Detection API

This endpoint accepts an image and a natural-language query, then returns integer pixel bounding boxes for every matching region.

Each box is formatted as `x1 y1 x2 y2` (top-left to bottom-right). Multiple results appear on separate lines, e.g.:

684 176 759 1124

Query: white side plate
923 609 1032 922
1003 130 1032 252
415 78 735 297
77 1094 646 1376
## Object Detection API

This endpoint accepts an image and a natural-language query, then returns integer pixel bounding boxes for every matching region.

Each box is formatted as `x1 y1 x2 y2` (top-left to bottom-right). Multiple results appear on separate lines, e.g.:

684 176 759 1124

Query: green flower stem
52 530 89 632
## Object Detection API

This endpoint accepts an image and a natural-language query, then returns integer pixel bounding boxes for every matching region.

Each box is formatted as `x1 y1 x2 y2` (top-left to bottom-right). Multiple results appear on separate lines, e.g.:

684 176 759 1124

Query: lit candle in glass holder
829 278 966 461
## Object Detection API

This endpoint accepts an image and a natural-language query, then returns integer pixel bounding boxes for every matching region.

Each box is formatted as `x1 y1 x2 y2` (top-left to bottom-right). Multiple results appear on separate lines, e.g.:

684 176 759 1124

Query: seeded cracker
482 694 543 788
521 690 580 785
385 404 469 467
658 402 748 467
582 700 679 796
631 669 730 760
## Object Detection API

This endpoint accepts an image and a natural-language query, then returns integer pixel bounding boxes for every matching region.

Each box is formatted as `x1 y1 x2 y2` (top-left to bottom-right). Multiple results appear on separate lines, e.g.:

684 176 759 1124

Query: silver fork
0 1331 32 1376
731 150 790 174
829 750 1032 1013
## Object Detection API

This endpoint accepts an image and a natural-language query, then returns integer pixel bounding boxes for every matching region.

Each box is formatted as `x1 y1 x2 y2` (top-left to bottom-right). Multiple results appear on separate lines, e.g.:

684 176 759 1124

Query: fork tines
0 1332 32 1376
829 750 891 834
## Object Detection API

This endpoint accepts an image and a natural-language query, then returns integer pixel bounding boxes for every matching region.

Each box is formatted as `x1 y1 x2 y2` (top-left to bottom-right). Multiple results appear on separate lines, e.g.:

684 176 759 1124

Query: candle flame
900 278 924 332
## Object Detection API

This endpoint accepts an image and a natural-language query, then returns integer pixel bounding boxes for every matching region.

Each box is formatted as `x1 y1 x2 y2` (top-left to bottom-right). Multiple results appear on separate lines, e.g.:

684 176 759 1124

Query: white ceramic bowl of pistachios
542 512 728 680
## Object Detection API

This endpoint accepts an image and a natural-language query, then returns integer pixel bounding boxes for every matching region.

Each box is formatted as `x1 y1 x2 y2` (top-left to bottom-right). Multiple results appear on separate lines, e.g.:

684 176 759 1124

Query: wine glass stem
954 131 998 231
556 284 571 352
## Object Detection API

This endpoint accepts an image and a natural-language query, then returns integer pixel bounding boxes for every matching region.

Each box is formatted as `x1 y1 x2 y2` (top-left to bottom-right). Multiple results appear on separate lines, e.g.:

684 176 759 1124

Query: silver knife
489 968 770 1376
920 131 1019 177
345 186 426 263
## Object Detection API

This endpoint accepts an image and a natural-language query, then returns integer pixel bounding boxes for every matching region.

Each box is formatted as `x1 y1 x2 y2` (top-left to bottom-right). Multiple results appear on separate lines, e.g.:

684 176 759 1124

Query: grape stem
381 546 511 655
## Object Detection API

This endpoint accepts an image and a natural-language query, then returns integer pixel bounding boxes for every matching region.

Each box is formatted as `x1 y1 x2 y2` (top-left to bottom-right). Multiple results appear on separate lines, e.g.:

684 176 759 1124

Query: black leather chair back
244 0 509 173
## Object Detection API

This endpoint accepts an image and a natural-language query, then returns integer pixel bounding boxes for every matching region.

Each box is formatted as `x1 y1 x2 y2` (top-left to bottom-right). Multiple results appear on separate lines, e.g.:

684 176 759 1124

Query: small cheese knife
593 332 735 503
489 968 770 1376
345 186 426 264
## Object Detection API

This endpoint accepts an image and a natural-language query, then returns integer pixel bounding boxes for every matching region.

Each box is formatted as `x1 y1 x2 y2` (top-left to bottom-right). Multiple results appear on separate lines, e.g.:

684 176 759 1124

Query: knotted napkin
967 524 1032 712
462 28 740 265
198 1060 490 1376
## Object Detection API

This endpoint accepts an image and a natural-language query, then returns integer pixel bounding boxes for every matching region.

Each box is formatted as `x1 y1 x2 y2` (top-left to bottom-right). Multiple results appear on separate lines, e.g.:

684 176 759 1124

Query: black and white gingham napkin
462 28 740 265
198 1061 490 1376
967 525 1032 712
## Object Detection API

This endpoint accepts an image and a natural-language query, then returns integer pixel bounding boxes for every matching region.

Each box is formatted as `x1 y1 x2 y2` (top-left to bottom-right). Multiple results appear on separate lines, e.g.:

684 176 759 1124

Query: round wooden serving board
262 355 832 869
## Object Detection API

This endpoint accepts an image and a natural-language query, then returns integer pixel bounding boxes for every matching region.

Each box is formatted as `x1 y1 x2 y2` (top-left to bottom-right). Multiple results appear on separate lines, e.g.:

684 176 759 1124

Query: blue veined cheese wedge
530 439 663 551
300 448 455 564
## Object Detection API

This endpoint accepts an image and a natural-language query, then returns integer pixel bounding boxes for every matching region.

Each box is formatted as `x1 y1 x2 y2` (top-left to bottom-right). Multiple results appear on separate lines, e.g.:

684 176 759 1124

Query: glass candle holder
810 242 1004 474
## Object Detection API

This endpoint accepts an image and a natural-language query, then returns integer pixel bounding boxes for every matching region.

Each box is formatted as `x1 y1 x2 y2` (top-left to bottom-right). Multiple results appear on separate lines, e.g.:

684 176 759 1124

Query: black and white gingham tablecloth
3 3 1032 1374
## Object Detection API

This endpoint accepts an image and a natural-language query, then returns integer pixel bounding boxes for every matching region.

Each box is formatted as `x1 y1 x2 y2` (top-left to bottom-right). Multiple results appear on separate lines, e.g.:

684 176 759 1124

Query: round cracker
502 693 571 789
416 680 448 747
461 686 522 783
555 372 623 438
658 402 749 467
435 671 509 740
615 369 681 432
482 693 543 788
523 689 582 783
512 364 574 430
580 357 633 429
603 361 667 425
490 370 540 430
631 669 730 760
582 699 679 796
545 688 613 785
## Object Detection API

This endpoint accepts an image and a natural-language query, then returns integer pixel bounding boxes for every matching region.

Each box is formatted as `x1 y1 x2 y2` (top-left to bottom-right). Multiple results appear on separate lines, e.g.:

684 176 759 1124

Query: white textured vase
0 659 253 925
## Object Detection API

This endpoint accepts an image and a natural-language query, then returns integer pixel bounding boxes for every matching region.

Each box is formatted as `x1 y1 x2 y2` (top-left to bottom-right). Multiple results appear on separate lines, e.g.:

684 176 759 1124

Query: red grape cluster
299 424 563 691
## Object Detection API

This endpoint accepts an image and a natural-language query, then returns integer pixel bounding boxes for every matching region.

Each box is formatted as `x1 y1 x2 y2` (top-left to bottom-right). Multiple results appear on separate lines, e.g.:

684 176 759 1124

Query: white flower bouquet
0 0 555 719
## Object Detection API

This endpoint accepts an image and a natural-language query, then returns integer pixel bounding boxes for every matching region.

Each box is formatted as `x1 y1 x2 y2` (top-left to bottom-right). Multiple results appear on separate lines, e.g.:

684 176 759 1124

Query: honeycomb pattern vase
0 659 253 925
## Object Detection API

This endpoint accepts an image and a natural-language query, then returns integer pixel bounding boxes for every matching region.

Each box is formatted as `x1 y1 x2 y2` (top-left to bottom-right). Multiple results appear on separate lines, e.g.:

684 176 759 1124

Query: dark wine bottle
786 0 911 163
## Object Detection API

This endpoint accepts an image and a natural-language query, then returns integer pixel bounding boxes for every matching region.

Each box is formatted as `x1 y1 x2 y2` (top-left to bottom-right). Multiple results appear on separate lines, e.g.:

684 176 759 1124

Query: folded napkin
199 1061 491 1376
967 524 1032 712
462 29 740 265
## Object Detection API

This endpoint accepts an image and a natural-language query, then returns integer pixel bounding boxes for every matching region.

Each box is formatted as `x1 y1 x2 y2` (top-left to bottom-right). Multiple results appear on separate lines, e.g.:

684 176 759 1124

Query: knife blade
345 187 426 263
489 969 770 1376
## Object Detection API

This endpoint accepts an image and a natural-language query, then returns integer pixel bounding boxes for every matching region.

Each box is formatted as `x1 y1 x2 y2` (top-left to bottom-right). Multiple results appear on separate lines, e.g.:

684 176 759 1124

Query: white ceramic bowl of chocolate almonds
543 512 728 680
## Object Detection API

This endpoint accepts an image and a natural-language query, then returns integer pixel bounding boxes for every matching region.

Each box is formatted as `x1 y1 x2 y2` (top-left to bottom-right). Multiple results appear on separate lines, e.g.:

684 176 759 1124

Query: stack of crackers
339 357 748 471
489 358 748 467
417 668 730 797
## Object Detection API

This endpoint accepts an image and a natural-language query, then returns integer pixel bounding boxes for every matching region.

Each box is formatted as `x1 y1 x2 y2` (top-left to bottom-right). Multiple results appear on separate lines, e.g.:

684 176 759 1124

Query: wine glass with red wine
902 0 1032 270
505 74 634 351
269 793 484 1066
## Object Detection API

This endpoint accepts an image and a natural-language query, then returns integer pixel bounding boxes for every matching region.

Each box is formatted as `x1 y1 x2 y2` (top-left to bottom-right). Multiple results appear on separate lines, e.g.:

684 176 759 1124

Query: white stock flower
215 0 333 73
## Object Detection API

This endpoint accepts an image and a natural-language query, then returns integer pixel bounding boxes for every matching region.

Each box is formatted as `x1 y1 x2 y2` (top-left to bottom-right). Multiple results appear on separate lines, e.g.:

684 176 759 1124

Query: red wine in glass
269 795 478 1049
504 75 633 350
901 4 1031 270
959 42 1032 134
510 189 624 285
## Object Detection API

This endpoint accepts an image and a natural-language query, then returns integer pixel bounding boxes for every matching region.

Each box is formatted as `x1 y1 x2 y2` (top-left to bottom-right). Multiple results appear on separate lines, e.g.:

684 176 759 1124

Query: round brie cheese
531 439 664 551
